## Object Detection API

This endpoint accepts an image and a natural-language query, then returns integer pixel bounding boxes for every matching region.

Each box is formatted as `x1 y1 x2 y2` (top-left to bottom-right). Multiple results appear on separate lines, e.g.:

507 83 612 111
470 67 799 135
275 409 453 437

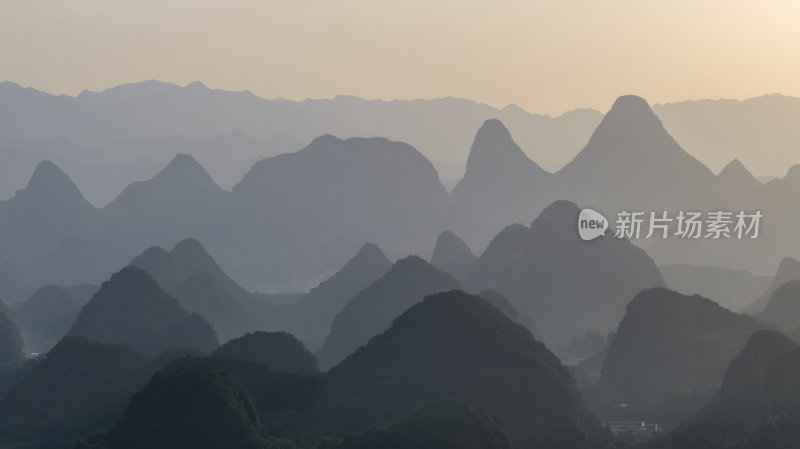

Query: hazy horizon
2 0 798 116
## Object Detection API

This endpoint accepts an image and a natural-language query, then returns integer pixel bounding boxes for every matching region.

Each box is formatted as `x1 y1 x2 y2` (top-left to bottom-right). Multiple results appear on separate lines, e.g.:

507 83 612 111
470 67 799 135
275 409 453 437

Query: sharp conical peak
158 154 209 177
465 119 535 170
719 159 758 181
351 242 389 263
592 95 660 133
17 160 91 206
433 230 475 258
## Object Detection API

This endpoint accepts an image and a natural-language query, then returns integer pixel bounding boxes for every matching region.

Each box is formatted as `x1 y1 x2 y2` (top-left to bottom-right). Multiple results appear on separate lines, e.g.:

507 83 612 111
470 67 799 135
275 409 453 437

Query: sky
1 0 798 116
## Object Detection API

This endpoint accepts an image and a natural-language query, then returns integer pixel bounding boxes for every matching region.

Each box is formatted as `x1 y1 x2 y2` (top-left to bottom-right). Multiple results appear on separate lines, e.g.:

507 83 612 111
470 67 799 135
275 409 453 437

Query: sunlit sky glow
1 0 798 115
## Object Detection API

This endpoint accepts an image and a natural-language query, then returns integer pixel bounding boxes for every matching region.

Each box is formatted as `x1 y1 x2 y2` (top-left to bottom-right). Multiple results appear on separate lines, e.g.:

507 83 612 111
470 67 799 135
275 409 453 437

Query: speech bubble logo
578 208 608 241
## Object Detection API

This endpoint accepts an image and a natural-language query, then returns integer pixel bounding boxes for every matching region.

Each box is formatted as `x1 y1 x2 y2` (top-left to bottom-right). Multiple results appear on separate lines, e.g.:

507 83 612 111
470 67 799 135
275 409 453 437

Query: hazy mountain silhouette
715 158 762 201
317 256 460 369
449 119 551 243
430 230 478 281
467 200 665 345
649 330 800 449
282 243 392 350
231 135 447 291
744 257 800 314
12 284 81 353
318 290 617 449
660 264 772 312
593 288 771 422
755 280 800 331
653 94 800 177
68 267 219 355
0 261 31 301
80 364 292 449
557 95 716 211
0 311 23 366
339 400 511 449
212 331 319 375
0 337 150 445
0 80 604 181
127 238 272 341
0 161 97 285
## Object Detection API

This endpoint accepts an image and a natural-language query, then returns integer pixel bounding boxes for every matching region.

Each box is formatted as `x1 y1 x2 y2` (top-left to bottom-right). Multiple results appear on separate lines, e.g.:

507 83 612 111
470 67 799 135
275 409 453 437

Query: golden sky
1 0 798 115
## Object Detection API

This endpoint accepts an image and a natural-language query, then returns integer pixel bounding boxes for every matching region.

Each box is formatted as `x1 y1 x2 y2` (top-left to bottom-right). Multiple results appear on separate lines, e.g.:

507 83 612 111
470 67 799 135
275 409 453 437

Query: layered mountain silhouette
660 264 771 312
430 230 477 281
467 200 665 346
318 290 617 449
449 119 551 242
557 95 716 211
68 267 219 355
230 134 447 290
755 280 800 331
649 330 800 449
129 238 271 342
12 284 82 352
744 257 800 314
212 331 319 375
281 243 392 350
593 288 771 422
317 256 460 369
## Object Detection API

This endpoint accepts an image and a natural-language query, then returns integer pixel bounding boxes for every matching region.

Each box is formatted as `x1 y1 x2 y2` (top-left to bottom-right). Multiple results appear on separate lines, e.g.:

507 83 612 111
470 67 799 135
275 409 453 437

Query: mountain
128 238 269 342
282 243 392 350
653 94 800 177
755 280 800 330
593 288 771 422
317 290 617 449
467 200 665 346
0 311 23 366
449 119 552 243
715 158 762 201
660 264 772 312
430 230 478 281
0 161 97 283
649 330 800 449
0 337 149 445
339 400 511 449
68 266 219 355
744 257 800 314
230 135 448 291
12 284 82 352
317 256 460 369
212 331 319 375
79 364 293 449
557 95 716 212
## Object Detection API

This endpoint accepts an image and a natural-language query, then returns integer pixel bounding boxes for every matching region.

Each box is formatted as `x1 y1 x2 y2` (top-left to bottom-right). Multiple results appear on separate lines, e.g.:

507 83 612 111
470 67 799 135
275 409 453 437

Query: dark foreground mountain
648 330 800 449
317 256 460 369
317 290 617 449
339 400 511 449
77 365 294 449
68 266 219 355
282 243 392 350
430 230 478 281
0 337 149 446
12 284 82 353
467 200 665 346
212 331 318 375
592 288 771 422
755 280 800 331
745 257 800 314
